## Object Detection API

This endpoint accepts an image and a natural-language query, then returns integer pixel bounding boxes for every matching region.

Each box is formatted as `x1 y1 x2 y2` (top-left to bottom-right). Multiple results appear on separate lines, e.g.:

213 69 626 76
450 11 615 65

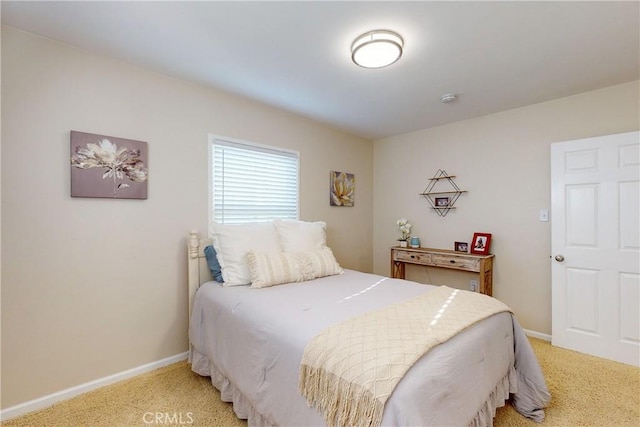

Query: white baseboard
523 328 552 342
0 352 189 422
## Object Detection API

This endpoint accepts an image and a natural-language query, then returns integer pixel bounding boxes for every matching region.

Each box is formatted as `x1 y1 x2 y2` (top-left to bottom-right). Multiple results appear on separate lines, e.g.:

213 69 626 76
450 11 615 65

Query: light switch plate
539 209 549 222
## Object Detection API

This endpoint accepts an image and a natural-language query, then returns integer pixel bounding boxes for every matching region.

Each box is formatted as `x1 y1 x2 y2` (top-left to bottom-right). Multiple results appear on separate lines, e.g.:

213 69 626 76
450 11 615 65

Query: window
210 136 299 224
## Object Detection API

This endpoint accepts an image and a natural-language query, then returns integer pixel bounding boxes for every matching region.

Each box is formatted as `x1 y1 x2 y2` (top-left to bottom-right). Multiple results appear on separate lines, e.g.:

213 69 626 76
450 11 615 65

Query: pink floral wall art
70 131 148 199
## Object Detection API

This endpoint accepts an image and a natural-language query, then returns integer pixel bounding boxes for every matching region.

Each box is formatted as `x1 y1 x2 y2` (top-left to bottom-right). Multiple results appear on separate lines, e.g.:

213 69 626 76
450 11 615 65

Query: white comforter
189 270 549 426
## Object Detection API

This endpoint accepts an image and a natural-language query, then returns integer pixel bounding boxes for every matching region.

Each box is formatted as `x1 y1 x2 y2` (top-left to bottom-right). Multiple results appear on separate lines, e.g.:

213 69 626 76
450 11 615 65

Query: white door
551 131 640 367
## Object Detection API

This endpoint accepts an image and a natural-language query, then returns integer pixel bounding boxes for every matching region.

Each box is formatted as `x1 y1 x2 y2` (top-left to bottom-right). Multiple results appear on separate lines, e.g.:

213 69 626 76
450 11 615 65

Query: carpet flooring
2 338 639 427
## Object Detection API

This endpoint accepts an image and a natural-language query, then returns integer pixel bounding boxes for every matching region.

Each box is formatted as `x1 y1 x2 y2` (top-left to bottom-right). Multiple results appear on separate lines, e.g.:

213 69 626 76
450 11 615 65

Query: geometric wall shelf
419 169 467 217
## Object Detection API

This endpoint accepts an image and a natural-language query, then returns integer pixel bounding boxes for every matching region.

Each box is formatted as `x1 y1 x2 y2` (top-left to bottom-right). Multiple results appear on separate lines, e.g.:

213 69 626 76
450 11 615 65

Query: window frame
208 134 300 228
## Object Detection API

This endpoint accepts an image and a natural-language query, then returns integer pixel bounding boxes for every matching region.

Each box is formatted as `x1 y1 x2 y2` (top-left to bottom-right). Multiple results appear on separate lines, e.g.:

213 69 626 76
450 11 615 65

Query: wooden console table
391 247 495 296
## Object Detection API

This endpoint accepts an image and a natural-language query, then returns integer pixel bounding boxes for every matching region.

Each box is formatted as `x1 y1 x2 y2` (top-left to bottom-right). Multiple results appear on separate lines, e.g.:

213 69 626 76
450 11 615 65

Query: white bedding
189 269 549 426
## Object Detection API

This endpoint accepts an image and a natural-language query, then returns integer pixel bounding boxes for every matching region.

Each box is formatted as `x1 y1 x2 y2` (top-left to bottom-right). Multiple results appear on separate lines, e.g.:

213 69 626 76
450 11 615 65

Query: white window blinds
211 138 299 224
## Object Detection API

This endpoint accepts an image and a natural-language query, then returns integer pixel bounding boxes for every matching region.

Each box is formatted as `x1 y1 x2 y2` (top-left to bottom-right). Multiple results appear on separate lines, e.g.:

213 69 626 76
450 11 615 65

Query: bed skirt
190 347 519 427
191 348 277 426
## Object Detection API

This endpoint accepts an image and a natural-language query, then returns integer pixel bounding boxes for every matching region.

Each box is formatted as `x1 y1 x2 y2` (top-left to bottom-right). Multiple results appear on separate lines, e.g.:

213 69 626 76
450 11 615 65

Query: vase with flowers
396 217 412 247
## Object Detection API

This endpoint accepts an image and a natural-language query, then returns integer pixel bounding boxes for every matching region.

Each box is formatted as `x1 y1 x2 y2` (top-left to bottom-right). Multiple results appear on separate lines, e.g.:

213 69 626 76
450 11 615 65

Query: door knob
554 255 565 262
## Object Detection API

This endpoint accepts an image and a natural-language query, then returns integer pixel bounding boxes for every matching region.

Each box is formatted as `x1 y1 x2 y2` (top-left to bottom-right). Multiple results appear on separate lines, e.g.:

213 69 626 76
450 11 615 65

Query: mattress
189 269 549 426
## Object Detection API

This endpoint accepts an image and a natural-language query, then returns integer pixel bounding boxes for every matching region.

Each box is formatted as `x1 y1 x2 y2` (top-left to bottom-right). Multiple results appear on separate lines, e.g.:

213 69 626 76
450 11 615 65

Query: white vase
399 240 408 248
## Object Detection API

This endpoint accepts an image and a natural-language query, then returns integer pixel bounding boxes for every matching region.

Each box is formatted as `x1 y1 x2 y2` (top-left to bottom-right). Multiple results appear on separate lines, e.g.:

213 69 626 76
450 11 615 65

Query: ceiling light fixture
351 30 404 69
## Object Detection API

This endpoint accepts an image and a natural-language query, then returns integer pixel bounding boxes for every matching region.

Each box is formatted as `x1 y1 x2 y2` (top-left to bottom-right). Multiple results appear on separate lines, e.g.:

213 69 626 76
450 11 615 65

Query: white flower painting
330 171 355 207
70 131 148 199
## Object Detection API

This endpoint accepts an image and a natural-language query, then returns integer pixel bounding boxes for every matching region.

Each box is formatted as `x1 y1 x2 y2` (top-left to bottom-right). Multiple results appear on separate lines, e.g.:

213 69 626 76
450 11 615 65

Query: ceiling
2 1 639 140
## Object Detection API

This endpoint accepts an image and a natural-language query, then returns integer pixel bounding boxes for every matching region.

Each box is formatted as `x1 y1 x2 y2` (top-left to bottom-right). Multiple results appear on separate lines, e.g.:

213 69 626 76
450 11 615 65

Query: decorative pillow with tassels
247 247 343 289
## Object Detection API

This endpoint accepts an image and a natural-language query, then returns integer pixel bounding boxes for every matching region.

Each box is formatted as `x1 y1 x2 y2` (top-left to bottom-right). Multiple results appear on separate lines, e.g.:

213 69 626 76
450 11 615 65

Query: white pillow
211 222 282 286
274 219 327 252
304 247 344 278
247 251 314 289
247 247 343 289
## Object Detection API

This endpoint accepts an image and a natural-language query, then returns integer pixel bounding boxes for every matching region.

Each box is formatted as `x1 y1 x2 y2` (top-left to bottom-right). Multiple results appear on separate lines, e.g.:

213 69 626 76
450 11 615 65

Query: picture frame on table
470 233 492 255
454 241 468 253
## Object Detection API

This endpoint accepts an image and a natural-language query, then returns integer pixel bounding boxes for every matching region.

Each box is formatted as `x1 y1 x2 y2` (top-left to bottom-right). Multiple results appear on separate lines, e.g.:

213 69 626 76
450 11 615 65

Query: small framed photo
454 241 468 253
471 233 492 255
435 197 450 207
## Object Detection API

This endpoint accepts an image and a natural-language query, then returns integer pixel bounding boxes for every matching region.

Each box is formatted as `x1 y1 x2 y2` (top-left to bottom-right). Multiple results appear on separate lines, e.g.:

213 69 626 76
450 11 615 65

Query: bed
187 224 550 427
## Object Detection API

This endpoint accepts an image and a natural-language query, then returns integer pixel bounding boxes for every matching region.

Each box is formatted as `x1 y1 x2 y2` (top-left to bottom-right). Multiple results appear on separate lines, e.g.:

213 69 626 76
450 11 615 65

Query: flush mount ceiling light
351 30 404 69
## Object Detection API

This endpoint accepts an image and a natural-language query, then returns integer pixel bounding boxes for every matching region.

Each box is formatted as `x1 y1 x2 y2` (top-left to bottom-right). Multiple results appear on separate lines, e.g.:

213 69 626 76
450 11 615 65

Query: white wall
373 80 639 335
0 27 373 408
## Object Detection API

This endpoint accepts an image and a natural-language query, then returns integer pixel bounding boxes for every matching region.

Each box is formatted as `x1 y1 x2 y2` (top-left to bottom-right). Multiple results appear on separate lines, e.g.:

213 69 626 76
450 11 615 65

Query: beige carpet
2 338 639 427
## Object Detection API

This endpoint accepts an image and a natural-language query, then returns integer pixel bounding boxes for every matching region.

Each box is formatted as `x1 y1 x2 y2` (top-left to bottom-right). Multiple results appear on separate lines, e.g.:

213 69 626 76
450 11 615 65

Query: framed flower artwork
70 131 148 199
330 171 354 207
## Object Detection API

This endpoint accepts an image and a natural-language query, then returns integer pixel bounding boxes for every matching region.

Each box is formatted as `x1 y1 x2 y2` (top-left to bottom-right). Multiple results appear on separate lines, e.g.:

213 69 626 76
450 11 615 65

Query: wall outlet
470 280 479 292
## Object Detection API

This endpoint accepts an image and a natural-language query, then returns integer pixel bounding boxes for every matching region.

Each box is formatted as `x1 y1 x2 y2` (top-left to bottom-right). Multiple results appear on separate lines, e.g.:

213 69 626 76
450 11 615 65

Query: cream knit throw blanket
299 286 512 427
